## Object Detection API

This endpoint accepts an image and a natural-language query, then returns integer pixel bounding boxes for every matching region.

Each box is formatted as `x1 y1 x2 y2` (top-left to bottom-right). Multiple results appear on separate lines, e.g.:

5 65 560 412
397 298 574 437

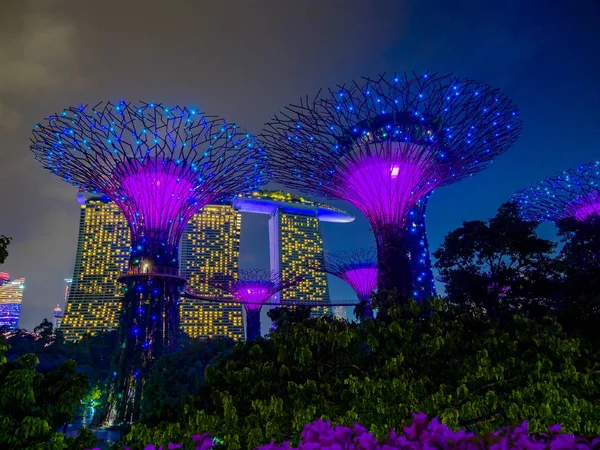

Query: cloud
0 1 84 134
0 103 21 134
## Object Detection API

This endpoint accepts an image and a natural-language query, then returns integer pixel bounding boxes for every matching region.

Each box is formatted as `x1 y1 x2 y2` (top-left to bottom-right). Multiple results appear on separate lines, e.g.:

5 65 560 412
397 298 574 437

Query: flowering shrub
91 413 600 449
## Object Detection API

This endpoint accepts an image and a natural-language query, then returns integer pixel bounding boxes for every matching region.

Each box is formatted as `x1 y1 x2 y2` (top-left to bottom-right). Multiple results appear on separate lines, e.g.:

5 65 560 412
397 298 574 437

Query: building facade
61 194 130 341
0 275 24 329
53 304 63 329
179 204 244 339
53 278 72 330
269 211 331 313
332 305 348 321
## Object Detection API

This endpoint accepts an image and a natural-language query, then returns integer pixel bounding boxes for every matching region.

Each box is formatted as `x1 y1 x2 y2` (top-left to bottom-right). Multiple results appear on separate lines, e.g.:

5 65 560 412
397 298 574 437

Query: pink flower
548 424 562 434
256 441 290 450
353 431 378 450
332 425 353 444
353 423 368 437
403 412 428 440
192 433 214 450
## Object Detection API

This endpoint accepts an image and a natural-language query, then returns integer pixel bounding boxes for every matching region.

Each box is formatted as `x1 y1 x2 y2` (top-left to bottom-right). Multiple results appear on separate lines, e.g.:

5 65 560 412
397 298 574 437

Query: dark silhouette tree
433 202 557 317
0 235 11 264
140 337 235 425
34 318 54 344
266 306 312 330
556 215 600 336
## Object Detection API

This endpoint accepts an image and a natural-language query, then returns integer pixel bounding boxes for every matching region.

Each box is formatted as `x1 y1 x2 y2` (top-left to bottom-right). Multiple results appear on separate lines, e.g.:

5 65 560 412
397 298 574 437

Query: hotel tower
179 204 244 339
61 194 130 341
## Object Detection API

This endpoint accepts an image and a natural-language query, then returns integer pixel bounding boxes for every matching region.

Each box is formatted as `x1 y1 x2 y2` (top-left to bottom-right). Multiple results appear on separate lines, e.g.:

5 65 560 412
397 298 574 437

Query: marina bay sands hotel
60 191 353 342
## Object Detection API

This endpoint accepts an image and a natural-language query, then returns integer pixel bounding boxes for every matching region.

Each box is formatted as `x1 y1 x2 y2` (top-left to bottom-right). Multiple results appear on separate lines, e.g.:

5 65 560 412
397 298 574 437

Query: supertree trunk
30 101 269 425
112 274 182 424
375 223 412 298
245 307 262 341
356 296 374 319
406 196 436 302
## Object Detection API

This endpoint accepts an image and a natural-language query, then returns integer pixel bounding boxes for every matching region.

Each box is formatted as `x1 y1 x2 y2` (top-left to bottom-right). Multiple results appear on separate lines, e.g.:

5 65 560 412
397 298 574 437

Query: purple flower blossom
93 413 600 450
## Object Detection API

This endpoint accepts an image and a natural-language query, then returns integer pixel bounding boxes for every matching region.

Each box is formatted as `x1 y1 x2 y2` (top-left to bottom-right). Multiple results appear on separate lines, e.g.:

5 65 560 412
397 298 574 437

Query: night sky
1 0 599 330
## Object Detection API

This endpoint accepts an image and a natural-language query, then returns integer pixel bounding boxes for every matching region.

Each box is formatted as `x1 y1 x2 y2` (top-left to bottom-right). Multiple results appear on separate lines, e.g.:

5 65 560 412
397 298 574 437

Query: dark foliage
267 306 312 329
140 337 235 425
125 301 600 449
0 336 92 449
556 216 600 338
0 235 11 264
433 202 557 317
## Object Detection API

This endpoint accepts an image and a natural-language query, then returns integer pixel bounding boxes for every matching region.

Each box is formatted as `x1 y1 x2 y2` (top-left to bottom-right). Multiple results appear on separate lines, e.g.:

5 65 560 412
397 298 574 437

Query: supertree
405 194 436 301
30 101 268 423
309 248 378 318
263 72 522 298
513 161 600 222
186 269 302 341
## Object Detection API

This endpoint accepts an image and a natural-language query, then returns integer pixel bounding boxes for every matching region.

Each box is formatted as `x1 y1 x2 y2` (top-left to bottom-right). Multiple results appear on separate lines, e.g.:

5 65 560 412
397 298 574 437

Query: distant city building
0 275 25 329
53 278 72 330
61 194 130 342
234 191 353 315
53 304 63 329
64 278 72 303
0 273 9 286
332 306 348 321
179 204 244 340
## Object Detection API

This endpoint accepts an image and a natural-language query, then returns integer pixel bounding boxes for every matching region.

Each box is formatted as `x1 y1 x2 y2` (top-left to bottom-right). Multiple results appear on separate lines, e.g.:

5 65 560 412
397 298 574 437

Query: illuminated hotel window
61 195 130 342
179 204 244 340
269 210 330 317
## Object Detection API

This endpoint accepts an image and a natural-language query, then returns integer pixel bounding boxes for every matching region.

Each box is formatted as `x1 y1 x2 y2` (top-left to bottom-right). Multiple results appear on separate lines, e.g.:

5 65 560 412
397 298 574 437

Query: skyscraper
269 211 330 310
53 278 72 330
53 304 63 329
61 194 130 342
0 274 25 329
233 191 354 314
179 204 244 339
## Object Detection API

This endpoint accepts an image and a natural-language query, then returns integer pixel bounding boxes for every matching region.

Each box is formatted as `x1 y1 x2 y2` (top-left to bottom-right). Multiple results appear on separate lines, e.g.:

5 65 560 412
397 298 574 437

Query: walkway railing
120 265 181 278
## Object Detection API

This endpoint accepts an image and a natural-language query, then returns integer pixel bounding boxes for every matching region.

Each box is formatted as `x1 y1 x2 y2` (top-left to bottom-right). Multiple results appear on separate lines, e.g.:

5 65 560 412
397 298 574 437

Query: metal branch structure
30 101 268 423
513 161 600 222
263 72 522 298
188 269 302 341
406 194 436 301
309 248 377 318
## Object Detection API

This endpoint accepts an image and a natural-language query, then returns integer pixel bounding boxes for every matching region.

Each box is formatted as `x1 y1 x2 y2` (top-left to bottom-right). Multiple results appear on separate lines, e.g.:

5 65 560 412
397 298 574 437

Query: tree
125 301 600 449
433 202 557 317
140 337 235 425
0 336 92 449
34 318 54 345
267 306 312 329
556 216 600 337
0 235 11 264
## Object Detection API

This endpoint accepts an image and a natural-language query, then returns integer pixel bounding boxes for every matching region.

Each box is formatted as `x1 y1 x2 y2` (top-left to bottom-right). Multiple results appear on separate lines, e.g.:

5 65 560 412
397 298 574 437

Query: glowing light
263 72 522 296
342 267 378 301
336 144 435 227
30 101 269 423
514 162 600 222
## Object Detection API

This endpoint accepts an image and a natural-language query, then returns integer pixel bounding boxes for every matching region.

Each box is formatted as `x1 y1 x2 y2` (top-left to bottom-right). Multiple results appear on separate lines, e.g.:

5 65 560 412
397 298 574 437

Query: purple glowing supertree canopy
263 72 522 297
200 269 302 341
309 248 377 319
30 101 268 423
513 161 600 223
